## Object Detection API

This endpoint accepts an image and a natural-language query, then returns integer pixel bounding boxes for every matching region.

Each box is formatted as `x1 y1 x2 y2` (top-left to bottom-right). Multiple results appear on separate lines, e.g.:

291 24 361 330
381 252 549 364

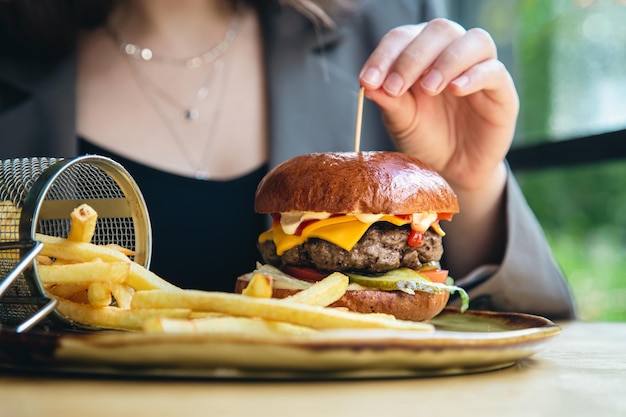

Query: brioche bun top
254 151 459 215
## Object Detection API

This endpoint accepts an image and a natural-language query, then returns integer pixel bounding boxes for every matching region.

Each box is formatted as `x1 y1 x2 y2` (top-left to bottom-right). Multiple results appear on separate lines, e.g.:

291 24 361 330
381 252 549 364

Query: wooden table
1 321 624 417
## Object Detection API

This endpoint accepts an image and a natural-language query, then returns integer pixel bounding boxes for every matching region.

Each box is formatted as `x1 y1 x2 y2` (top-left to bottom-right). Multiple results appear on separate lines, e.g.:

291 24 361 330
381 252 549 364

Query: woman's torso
76 3 267 181
75 3 269 289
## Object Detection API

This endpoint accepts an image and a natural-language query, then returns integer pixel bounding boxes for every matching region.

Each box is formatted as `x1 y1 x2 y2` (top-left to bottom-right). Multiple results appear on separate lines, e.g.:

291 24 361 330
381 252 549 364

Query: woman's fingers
419 27 497 96
449 58 520 124
359 24 426 89
360 19 464 93
449 59 516 97
359 19 499 98
381 19 467 96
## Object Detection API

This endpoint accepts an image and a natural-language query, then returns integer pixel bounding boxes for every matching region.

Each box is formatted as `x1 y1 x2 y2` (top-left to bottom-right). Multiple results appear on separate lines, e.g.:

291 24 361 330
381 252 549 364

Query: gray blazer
0 1 575 318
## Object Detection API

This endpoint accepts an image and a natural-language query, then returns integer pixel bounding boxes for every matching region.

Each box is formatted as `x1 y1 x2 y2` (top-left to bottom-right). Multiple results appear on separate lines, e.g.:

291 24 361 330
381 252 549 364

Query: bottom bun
234 276 449 322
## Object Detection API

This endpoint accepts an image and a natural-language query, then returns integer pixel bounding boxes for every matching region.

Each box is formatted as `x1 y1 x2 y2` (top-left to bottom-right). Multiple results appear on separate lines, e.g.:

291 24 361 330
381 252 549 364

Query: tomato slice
282 265 448 284
419 269 449 284
281 266 329 283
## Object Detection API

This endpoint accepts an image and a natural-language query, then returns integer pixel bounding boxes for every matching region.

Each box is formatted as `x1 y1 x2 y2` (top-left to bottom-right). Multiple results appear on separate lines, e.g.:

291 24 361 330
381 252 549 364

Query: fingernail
421 69 443 93
383 72 404 96
452 74 469 89
360 67 382 86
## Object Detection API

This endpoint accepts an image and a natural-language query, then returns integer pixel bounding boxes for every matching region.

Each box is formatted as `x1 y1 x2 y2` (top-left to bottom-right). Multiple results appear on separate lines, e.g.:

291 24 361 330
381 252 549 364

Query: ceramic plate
0 308 561 379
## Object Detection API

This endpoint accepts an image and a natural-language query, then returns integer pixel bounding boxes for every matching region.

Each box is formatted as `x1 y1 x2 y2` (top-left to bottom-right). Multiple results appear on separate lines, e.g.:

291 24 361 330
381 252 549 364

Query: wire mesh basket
0 155 151 333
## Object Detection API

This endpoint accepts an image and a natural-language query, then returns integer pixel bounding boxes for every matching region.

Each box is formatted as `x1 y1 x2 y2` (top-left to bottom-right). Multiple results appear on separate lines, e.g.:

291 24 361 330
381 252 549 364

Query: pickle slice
346 268 432 291
347 267 470 312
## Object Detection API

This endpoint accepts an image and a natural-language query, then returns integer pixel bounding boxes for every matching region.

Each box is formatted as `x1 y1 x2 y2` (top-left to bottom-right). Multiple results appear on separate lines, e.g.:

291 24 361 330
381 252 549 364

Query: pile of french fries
33 204 434 335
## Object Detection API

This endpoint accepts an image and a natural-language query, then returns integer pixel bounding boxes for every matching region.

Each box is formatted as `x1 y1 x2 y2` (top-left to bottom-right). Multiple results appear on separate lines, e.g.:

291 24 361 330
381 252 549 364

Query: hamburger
236 151 468 321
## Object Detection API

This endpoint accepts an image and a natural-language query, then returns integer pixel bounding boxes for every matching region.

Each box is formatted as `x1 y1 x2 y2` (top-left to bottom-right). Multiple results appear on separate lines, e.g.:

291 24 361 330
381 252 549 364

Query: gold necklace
107 10 241 121
132 63 216 122
126 58 227 180
108 10 241 179
108 12 242 69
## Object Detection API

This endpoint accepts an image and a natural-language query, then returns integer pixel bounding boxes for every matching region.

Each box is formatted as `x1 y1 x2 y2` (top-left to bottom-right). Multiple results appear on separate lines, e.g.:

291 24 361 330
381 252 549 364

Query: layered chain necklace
107 10 242 180
118 22 239 70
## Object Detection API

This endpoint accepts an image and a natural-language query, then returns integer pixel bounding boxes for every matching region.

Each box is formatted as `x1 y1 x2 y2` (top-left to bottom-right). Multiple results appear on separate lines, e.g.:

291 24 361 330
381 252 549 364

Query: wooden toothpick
353 86 365 152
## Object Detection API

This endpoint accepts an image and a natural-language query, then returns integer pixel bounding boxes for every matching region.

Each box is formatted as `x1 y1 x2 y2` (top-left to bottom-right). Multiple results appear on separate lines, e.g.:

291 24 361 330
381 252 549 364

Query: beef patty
257 223 443 274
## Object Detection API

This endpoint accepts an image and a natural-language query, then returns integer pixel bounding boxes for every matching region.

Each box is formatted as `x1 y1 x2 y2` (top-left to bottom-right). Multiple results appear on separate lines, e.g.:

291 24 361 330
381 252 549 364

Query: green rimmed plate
0 308 561 379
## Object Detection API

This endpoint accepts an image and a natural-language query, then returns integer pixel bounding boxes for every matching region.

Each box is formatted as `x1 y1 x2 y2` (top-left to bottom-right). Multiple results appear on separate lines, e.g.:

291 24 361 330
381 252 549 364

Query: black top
79 139 268 292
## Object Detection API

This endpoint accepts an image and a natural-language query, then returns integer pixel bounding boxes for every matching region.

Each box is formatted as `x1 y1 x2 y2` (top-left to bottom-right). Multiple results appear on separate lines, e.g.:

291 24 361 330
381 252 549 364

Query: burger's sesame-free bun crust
234 276 450 322
254 151 459 215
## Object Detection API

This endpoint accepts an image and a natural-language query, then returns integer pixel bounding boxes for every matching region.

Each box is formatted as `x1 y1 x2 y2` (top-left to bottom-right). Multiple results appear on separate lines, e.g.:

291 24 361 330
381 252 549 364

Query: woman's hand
359 18 519 193
359 18 520 275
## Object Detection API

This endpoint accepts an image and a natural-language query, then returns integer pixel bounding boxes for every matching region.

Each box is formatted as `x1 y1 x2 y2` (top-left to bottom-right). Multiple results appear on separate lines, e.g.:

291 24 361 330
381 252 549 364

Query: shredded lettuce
252 263 312 289
397 279 469 313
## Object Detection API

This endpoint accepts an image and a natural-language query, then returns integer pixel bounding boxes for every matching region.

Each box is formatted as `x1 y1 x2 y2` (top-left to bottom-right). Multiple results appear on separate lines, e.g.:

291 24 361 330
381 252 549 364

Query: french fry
35 255 55 266
365 312 397 320
285 272 349 306
0 200 20 226
241 273 273 298
187 311 229 319
131 290 434 331
88 281 112 307
103 243 136 257
44 258 75 266
36 233 130 263
126 262 181 291
0 201 19 219
69 290 90 304
53 297 191 331
37 261 130 285
111 284 134 309
0 200 20 242
48 283 89 299
67 203 98 243
143 315 317 336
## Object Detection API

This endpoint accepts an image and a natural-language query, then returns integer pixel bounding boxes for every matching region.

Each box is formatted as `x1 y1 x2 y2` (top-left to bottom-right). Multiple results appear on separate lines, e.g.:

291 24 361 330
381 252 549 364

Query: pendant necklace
125 58 227 180
108 10 240 180
107 12 241 122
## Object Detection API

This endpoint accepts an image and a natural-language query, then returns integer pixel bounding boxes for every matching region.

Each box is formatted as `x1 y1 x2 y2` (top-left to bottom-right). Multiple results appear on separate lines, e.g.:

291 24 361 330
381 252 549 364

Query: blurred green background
448 0 626 321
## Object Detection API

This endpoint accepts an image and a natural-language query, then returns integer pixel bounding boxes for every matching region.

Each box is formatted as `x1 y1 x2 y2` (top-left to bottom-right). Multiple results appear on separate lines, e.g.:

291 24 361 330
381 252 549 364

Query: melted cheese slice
258 214 411 255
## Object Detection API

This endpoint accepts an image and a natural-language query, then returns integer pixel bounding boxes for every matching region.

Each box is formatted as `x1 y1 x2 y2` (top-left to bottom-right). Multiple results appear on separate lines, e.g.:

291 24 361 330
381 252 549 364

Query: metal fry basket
0 155 151 333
